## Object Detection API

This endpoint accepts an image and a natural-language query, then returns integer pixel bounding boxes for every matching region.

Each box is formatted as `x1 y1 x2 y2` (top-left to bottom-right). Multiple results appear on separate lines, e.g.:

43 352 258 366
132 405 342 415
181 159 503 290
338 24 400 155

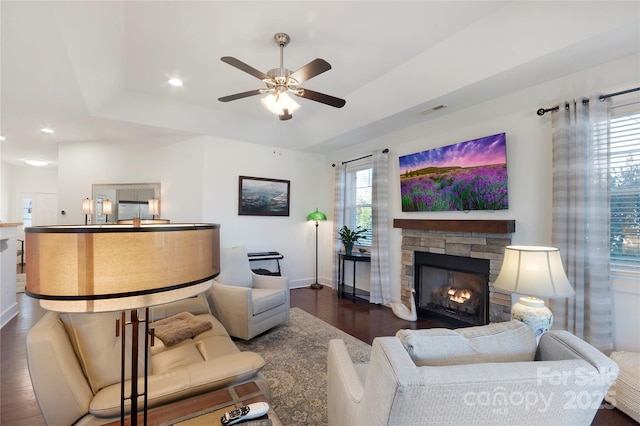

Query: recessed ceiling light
0 136 5 140
40 128 55 134
25 159 49 167
168 78 183 87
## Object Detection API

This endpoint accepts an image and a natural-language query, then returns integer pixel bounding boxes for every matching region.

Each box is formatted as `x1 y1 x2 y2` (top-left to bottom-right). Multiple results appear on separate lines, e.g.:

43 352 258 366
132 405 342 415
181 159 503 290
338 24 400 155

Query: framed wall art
238 176 290 216
399 132 508 212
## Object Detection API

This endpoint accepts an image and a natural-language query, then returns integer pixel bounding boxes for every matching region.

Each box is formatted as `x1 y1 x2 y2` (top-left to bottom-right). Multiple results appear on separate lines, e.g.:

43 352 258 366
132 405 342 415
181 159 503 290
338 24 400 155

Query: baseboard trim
1 302 19 329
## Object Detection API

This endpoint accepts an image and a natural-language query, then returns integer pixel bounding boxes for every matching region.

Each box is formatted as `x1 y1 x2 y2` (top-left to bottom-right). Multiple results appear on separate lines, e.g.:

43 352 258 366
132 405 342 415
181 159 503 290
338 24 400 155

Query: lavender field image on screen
399 133 508 212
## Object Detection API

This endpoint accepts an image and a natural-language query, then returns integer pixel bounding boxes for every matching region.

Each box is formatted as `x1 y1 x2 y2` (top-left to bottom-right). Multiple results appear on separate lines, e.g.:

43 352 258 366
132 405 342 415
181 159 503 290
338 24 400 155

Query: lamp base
310 283 323 290
511 296 554 342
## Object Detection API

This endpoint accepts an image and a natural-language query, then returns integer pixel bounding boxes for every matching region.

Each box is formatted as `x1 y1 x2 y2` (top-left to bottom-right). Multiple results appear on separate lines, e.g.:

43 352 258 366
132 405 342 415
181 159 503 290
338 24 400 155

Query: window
345 163 373 247
609 101 640 273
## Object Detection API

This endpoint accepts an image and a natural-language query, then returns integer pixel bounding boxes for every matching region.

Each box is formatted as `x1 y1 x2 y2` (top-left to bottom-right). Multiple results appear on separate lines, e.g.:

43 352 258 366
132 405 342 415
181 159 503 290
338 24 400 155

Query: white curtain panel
549 96 614 353
332 164 346 290
370 150 392 304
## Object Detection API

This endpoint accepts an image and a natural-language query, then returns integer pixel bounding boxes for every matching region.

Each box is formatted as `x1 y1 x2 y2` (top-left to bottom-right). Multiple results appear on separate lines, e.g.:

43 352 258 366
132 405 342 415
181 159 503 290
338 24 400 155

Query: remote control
220 402 269 426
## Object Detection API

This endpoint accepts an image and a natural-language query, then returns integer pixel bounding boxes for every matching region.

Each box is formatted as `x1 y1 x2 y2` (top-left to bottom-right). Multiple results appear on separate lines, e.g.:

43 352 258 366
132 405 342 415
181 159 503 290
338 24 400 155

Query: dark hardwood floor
1 291 47 425
1 288 636 425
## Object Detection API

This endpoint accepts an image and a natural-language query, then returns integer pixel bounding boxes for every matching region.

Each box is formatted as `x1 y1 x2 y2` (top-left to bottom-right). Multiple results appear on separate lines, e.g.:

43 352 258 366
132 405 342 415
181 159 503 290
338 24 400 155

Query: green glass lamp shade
307 210 327 221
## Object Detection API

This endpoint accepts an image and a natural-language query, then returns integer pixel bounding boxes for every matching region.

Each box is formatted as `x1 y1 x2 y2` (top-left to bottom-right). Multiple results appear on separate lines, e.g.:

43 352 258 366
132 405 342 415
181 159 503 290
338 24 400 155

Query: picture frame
399 132 508 212
238 176 290 216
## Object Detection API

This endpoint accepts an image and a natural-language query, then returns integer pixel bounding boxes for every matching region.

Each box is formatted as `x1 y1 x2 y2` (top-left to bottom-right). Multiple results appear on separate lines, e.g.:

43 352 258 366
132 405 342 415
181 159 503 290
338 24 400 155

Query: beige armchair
207 246 290 340
328 321 619 426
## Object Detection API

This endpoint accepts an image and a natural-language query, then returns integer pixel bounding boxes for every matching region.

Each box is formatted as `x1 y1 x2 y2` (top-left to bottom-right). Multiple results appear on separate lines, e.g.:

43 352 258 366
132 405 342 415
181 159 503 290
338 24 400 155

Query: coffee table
106 381 282 426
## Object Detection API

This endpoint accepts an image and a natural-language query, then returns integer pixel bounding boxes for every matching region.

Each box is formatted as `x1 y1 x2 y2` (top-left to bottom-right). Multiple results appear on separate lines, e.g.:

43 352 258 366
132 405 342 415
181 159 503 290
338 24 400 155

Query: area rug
16 273 25 293
234 307 371 426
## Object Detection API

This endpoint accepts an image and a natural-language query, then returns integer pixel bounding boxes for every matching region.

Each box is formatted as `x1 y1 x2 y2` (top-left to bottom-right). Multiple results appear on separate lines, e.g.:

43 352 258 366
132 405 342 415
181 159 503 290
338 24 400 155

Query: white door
18 193 58 268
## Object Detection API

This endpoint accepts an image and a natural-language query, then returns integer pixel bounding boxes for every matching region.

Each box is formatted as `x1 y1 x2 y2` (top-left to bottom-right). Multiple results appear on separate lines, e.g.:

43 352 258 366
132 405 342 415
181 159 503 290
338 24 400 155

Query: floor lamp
307 209 327 290
25 223 221 425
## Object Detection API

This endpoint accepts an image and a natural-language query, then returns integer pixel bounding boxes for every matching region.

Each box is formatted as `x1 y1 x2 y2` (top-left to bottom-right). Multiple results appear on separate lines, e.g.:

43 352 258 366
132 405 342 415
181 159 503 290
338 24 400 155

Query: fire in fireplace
415 252 489 327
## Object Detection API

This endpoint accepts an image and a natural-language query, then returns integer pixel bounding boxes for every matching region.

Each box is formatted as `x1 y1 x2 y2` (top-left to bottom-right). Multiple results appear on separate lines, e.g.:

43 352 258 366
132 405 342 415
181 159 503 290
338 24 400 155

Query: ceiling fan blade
289 58 331 84
221 56 271 81
218 89 263 102
296 88 346 108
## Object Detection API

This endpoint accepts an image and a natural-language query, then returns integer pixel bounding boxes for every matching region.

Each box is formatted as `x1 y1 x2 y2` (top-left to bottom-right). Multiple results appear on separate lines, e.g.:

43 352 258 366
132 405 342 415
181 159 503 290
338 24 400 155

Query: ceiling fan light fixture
219 33 345 118
261 91 300 116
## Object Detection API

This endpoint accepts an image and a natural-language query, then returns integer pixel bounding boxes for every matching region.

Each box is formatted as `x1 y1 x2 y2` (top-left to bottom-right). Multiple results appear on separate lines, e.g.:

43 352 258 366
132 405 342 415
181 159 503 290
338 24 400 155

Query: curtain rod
332 148 389 167
536 87 640 116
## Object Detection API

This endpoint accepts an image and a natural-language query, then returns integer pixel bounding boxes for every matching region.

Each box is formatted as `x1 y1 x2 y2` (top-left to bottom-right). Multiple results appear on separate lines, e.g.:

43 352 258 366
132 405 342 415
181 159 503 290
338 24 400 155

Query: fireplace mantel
393 219 515 234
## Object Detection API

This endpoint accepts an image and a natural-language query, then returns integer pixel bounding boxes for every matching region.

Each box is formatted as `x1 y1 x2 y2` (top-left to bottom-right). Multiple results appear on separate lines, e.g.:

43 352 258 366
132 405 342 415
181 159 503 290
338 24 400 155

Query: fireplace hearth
415 251 490 327
396 219 515 324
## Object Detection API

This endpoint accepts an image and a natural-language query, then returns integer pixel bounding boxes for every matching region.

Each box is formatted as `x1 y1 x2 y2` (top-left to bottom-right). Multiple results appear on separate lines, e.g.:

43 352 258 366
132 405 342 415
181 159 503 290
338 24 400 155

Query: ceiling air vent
419 104 447 115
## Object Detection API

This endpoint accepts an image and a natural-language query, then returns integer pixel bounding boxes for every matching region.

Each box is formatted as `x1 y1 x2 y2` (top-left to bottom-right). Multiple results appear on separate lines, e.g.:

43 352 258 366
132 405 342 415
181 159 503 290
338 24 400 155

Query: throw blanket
151 312 212 346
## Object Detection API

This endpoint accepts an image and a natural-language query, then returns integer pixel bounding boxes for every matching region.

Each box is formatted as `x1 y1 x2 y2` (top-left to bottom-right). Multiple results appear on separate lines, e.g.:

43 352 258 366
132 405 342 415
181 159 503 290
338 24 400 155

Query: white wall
56 135 332 288
1 163 58 222
329 53 640 351
0 162 9 221
57 139 203 225
200 136 332 287
1 162 58 242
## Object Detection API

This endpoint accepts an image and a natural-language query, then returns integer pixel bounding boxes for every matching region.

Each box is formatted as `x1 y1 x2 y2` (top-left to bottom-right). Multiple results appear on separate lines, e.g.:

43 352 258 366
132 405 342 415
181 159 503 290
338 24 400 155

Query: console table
338 252 371 301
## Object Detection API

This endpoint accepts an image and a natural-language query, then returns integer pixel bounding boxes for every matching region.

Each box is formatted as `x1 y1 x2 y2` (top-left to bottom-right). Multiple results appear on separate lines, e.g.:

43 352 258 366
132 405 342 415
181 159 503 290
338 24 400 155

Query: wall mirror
92 183 160 224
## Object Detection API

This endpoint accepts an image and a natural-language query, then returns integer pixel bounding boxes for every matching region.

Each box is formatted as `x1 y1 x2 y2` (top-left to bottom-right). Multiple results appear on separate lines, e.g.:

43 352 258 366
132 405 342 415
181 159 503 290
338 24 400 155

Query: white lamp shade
82 198 94 214
148 199 160 216
493 245 575 298
102 200 113 216
261 91 300 115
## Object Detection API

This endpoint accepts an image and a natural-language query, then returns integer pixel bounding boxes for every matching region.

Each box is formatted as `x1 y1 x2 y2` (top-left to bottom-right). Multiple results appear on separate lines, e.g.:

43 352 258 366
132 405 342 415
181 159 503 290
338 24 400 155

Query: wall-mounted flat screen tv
399 132 508 212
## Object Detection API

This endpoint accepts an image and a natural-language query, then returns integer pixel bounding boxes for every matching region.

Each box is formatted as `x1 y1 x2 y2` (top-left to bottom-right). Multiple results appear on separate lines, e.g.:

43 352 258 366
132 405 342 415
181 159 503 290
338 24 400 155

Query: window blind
609 105 640 273
345 161 373 246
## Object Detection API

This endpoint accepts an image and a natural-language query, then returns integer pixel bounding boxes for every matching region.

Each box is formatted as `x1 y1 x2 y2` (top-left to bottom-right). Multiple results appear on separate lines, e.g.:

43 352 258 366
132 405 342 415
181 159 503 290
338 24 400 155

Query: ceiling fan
218 33 346 120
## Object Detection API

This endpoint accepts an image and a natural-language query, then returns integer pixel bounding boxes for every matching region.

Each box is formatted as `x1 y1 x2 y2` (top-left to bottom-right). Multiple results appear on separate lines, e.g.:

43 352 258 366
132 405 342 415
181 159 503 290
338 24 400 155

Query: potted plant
338 225 368 255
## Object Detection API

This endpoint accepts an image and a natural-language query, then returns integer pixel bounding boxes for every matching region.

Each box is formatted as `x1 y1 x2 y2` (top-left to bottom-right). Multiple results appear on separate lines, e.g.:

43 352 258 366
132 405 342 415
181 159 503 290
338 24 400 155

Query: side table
338 252 371 301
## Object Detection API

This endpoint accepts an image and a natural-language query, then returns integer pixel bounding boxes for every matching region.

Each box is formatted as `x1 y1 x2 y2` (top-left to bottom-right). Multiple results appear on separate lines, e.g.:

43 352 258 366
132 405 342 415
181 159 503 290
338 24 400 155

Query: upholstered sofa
27 293 269 425
328 321 619 425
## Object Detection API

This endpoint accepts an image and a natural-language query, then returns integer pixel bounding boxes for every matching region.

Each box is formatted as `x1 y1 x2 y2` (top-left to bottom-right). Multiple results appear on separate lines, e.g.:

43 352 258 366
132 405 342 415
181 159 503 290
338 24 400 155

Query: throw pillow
215 246 253 287
396 320 536 366
150 312 213 346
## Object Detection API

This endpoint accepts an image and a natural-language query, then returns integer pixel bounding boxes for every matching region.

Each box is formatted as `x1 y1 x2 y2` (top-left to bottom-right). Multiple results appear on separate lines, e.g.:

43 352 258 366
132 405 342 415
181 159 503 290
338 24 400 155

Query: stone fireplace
394 219 515 324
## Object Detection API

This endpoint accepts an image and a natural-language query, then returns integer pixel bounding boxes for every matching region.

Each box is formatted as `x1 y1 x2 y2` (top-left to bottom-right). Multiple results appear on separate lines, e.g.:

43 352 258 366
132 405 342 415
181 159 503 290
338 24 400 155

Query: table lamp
25 223 220 425
306 209 327 290
103 199 113 223
493 245 575 341
82 198 93 225
148 199 160 219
